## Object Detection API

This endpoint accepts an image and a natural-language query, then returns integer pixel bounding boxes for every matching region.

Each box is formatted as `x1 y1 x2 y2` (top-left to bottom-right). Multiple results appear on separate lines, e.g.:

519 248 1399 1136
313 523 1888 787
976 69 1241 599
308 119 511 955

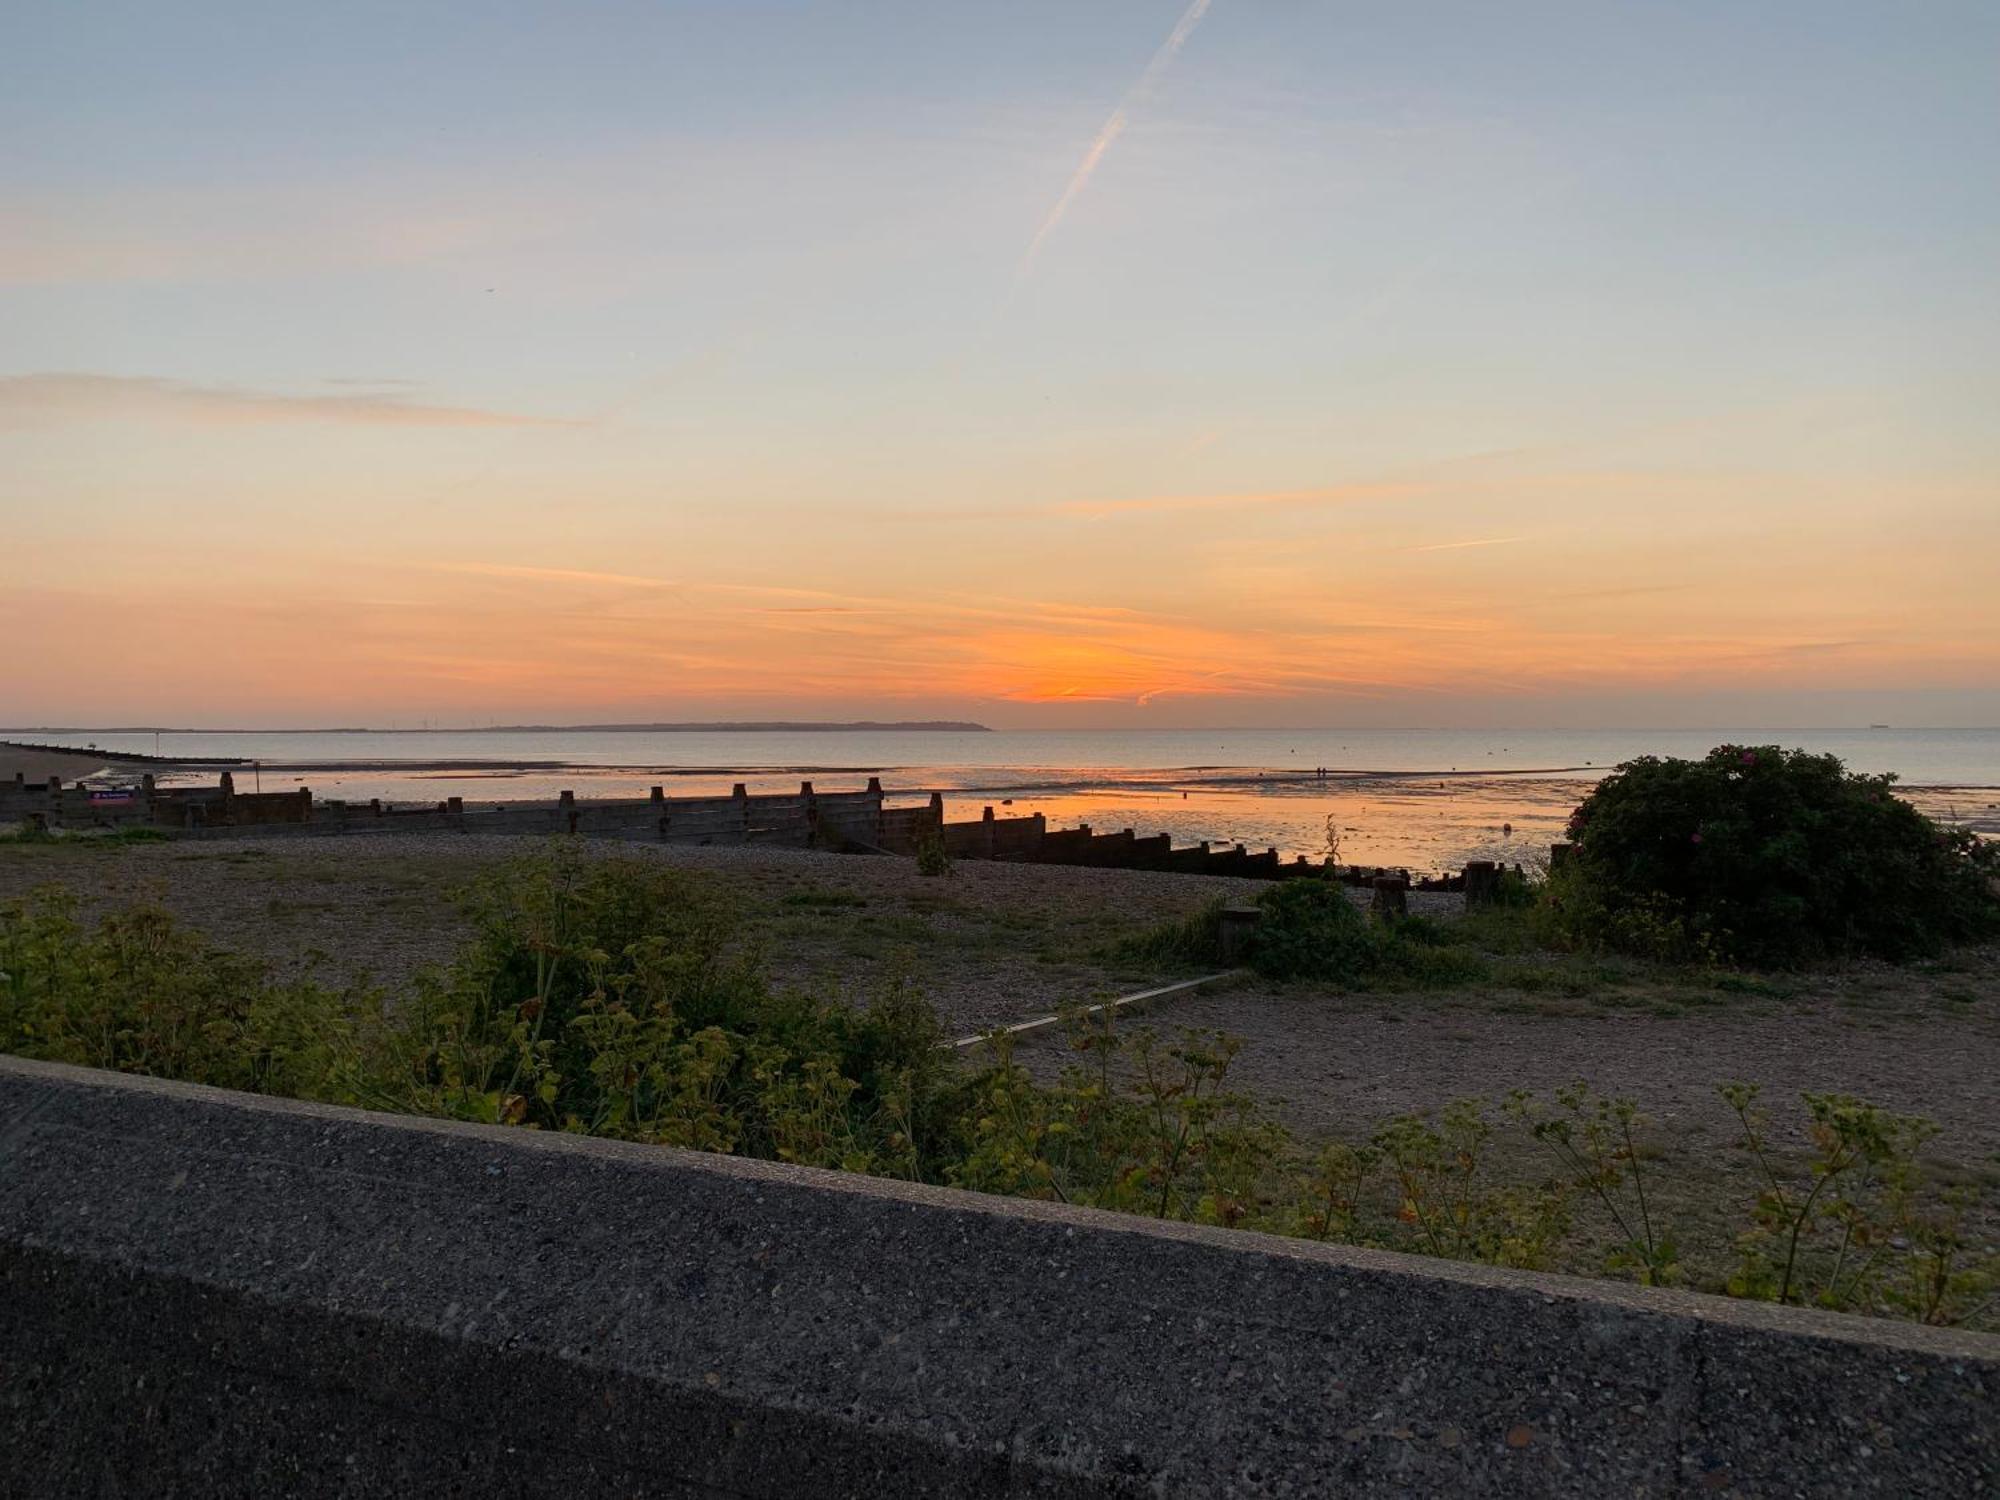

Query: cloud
1403 536 1527 553
440 562 682 590
1056 482 1418 519
0 373 571 429
850 481 1422 526
1019 0 1213 275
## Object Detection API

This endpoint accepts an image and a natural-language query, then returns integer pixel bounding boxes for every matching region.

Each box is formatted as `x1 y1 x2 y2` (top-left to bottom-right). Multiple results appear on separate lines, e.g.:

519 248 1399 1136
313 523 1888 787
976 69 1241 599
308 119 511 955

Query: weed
1104 897 1226 968
1717 1081 1996 1324
1510 1084 1679 1284
915 826 952 878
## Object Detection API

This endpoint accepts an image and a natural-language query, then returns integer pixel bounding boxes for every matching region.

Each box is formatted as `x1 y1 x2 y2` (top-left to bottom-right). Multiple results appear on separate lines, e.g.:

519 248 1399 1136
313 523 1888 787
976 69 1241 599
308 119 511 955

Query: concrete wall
2 1055 1993 1497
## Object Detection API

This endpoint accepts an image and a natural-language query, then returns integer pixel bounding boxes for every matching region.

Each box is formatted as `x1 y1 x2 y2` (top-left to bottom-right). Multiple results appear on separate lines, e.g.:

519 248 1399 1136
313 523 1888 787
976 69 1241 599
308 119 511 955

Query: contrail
1019 0 1213 276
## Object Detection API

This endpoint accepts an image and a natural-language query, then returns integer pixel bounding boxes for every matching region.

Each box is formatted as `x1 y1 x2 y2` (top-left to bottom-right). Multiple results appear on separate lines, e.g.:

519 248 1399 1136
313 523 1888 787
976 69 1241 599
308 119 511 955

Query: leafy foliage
396 845 959 1174
914 825 953 878
1548 745 2000 964
1246 878 1488 985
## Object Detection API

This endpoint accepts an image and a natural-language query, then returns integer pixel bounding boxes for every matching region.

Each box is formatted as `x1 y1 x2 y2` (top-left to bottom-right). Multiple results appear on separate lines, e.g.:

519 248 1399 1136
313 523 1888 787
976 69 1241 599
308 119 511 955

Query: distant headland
473 721 993 734
4 721 993 735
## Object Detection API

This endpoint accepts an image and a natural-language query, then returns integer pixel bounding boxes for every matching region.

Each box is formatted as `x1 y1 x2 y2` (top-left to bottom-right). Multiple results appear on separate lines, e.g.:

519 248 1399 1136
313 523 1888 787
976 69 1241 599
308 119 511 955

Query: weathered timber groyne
1 773 941 852
937 802 1473 888
2 1055 1994 1497
5 772 1509 883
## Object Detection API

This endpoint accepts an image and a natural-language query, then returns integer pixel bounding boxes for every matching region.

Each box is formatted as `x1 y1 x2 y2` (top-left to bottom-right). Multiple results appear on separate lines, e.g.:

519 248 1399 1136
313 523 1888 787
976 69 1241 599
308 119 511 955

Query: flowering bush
1548 745 1999 965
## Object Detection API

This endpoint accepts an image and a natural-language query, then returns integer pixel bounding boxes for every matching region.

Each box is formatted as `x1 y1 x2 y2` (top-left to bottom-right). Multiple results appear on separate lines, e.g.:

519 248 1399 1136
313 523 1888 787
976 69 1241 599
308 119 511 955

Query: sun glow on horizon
4 4 1997 729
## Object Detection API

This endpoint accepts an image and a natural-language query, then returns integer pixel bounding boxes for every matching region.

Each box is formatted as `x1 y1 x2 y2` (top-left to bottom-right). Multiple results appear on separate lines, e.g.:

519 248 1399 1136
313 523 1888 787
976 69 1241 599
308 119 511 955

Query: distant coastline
2 721 993 735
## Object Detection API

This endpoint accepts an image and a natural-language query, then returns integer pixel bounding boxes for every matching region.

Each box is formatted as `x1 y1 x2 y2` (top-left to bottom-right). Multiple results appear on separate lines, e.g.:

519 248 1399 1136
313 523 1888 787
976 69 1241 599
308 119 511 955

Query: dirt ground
0 832 1265 1036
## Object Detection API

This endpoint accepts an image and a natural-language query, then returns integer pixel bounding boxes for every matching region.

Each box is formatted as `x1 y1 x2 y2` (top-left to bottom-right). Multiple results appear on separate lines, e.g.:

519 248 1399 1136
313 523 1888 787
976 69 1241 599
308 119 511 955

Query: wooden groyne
5 774 1532 887
936 801 1475 889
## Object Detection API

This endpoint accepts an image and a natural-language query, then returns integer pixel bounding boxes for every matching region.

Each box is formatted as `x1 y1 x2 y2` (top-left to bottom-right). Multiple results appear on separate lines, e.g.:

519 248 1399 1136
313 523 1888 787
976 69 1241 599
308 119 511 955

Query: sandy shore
0 745 119 782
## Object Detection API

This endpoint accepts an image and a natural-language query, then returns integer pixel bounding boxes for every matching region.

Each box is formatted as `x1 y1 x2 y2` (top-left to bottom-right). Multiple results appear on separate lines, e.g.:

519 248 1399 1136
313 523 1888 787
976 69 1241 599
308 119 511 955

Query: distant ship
1868 723 1891 729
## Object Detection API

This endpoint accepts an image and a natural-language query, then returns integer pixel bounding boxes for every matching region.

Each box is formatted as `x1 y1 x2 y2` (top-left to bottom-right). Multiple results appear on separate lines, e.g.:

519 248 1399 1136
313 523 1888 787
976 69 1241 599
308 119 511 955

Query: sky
4 1 1998 730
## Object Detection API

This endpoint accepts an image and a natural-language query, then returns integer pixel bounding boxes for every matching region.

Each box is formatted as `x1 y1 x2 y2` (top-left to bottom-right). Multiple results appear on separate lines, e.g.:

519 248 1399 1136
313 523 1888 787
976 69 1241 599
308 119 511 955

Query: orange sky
6 5 1998 728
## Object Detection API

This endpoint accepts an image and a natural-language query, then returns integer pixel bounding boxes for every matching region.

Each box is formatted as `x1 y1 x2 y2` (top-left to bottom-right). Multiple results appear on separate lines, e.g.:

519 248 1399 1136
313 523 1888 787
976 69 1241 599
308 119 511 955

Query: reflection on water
956 778 1591 872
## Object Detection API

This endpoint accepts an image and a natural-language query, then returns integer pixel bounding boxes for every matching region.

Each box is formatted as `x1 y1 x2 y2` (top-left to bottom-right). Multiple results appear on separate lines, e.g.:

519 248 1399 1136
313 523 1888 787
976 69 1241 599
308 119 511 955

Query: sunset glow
6 4 1996 728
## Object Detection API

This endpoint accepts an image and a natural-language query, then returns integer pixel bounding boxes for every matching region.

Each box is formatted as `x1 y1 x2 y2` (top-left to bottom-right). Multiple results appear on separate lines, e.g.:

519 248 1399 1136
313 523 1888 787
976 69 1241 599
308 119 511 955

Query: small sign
88 789 136 804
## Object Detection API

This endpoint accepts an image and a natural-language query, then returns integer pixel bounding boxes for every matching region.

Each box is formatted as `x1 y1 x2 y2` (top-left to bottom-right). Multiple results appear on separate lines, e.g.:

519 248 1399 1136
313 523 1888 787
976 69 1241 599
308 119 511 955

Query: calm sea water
16 726 1998 871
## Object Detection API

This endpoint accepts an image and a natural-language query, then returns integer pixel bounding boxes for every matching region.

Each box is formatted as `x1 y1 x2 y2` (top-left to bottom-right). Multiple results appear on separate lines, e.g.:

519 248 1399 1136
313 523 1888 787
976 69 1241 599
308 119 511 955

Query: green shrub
0 886 388 1105
1248 879 1376 979
1104 897 1227 967
1549 745 1999 965
401 844 959 1174
914 826 952 877
1247 881 1490 985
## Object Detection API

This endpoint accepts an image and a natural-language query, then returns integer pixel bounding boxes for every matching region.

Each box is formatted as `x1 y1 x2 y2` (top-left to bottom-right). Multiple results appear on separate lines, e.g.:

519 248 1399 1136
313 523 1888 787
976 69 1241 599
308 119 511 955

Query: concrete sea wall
2 1055 1993 1496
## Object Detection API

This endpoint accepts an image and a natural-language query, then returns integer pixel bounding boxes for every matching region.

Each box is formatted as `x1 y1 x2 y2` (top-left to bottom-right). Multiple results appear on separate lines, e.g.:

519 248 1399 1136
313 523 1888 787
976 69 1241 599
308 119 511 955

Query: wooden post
1464 860 1500 907
559 789 577 835
1218 904 1261 963
1371 876 1409 919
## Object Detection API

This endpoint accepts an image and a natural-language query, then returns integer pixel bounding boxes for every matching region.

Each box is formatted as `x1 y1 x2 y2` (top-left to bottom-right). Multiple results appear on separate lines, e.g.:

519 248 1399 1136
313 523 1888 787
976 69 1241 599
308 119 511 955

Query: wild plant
1372 1098 1569 1269
1885 1187 1998 1327
1719 1082 1938 1313
914 826 953 877
1294 1140 1381 1242
1508 1083 1679 1285
954 1030 1074 1202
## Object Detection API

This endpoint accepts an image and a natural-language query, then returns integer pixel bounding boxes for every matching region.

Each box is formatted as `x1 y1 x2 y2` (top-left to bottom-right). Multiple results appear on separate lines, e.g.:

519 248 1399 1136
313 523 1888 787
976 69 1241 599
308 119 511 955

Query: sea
14 726 1999 874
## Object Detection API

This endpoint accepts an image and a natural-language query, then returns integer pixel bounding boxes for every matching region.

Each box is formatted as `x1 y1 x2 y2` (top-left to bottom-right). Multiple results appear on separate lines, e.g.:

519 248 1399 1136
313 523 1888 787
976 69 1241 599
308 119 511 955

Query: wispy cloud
852 480 1423 525
1057 482 1417 519
441 563 681 590
1019 0 1213 276
1403 535 1528 553
0 373 572 429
